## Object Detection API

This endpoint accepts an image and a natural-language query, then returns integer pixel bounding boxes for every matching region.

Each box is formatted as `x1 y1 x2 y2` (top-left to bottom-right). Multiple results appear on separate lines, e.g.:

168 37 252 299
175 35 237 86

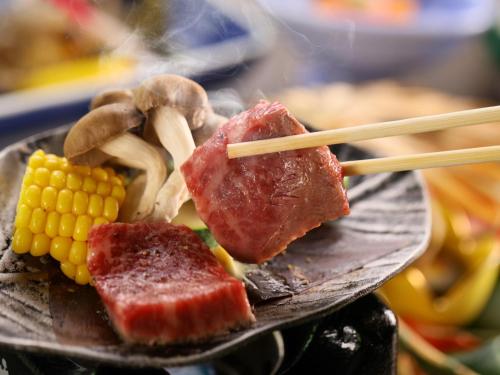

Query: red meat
87 222 255 345
181 100 349 264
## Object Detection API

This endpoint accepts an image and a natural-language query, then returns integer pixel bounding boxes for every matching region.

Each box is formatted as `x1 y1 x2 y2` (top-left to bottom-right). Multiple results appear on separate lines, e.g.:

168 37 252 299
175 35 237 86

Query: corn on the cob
12 150 126 285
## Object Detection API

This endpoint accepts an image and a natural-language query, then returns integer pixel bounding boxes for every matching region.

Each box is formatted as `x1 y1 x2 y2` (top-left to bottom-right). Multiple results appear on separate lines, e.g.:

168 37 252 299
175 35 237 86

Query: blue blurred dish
0 0 274 143
261 0 495 81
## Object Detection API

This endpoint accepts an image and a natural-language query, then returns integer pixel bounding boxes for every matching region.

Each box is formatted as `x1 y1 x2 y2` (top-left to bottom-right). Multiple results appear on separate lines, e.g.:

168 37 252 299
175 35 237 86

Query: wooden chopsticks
342 145 500 176
226 105 500 174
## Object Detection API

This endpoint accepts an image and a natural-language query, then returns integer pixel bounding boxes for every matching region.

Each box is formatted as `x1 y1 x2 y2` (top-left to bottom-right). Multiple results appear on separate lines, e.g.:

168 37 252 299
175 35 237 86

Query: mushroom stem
150 170 190 221
149 106 196 221
100 132 167 221
152 106 196 165
119 173 146 222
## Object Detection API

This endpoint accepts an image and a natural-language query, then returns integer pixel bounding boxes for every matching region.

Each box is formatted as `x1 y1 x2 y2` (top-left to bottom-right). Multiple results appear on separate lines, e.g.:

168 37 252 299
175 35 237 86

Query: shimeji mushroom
134 74 211 221
90 88 134 110
118 173 146 222
64 103 167 221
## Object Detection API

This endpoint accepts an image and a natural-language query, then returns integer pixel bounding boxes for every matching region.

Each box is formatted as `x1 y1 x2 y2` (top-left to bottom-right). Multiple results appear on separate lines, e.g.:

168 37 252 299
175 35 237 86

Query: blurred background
1 0 500 374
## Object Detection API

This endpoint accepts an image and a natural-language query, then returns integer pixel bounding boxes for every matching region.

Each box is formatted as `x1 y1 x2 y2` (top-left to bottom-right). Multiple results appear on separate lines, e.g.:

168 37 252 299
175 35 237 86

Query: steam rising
94 0 356 106
101 0 276 86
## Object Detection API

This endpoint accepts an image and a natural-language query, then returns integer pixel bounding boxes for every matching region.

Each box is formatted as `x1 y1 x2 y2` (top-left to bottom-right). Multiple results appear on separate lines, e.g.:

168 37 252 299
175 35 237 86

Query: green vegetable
195 229 246 279
343 176 350 189
195 229 218 249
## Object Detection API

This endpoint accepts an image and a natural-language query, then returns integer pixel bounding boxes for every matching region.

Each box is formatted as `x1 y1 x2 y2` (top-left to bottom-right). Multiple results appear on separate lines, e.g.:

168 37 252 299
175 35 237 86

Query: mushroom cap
64 103 144 166
134 74 209 131
90 88 134 110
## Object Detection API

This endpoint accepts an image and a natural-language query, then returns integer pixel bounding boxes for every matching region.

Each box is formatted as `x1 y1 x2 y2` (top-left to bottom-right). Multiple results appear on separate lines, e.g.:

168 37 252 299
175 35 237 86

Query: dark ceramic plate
0 126 430 367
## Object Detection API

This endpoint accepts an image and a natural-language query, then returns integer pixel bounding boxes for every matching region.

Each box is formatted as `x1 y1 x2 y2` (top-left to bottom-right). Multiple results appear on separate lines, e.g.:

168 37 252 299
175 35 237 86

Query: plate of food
0 75 430 367
0 0 274 135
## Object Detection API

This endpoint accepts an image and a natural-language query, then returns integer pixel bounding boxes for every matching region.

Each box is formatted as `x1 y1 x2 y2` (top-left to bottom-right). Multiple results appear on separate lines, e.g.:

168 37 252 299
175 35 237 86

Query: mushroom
90 88 134 110
134 74 210 221
64 103 167 221
118 173 146 222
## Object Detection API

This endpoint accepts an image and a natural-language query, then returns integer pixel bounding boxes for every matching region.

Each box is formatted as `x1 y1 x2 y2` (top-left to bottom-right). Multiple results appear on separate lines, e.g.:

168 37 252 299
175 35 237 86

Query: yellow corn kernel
23 185 41 208
12 227 33 254
29 208 46 234
72 191 88 215
110 176 123 186
103 196 119 221
60 261 76 280
44 155 60 170
56 189 73 214
59 213 76 237
97 181 111 196
45 212 60 238
73 215 92 241
69 241 87 265
50 236 72 261
66 173 83 191
14 150 125 285
15 204 32 228
33 167 50 187
93 217 109 227
59 158 73 173
28 151 45 168
49 170 66 189
41 186 57 211
22 167 34 187
104 167 116 177
82 176 97 193
75 264 90 285
111 185 126 205
73 165 91 176
88 194 103 217
30 233 50 256
92 167 108 182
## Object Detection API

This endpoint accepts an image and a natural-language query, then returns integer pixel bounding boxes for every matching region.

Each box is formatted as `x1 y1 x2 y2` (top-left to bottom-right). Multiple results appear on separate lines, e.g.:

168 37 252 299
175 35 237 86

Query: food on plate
171 201 247 279
64 103 167 221
134 74 227 221
87 221 255 344
0 1 101 92
0 0 138 92
181 100 350 264
9 74 353 345
134 74 202 221
11 150 126 284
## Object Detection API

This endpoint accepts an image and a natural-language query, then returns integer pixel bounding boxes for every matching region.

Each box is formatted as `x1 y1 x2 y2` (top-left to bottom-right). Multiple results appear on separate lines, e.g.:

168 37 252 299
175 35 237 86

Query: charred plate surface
0 126 430 367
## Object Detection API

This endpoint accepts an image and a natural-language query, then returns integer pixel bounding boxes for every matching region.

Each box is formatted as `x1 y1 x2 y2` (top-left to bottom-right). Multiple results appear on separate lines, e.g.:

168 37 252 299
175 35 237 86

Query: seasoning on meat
87 222 255 345
181 100 350 264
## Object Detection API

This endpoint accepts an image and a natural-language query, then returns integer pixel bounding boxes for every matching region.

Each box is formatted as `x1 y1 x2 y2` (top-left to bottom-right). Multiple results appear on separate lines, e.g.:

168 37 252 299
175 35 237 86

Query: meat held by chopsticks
87 222 255 345
181 100 350 264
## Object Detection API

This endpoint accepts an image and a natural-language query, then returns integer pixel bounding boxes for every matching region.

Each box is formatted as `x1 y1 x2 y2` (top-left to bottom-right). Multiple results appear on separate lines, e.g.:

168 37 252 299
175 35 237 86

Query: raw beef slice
87 222 255 345
181 100 350 264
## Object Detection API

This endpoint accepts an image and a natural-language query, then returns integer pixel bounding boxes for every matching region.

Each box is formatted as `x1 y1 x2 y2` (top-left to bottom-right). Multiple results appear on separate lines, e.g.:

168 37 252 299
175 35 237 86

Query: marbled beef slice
181 100 349 264
87 222 255 345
